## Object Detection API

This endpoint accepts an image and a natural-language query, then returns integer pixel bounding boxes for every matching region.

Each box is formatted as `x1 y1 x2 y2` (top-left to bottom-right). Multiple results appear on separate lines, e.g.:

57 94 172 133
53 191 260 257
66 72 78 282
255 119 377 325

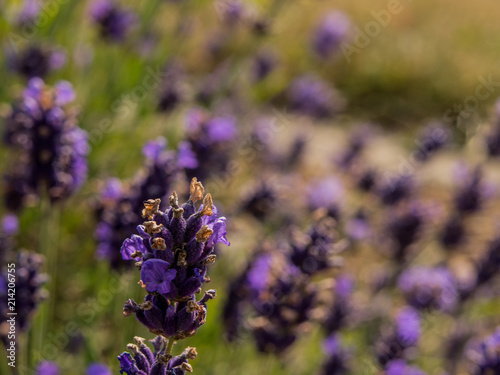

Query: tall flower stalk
117 178 229 374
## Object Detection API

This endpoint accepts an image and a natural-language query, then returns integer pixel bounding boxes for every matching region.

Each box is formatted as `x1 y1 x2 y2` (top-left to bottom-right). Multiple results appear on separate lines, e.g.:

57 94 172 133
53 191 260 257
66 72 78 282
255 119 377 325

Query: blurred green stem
30 198 61 368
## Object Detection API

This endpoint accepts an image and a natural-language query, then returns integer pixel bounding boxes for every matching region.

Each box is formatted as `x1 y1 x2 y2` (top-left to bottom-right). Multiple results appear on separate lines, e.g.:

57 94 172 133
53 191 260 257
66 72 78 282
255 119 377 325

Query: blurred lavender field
1 1 500 374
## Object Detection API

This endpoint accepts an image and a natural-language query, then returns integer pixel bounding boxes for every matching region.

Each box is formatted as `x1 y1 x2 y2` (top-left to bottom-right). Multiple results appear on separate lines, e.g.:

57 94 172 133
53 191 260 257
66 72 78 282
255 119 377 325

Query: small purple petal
54 81 75 106
121 235 146 260
140 259 177 294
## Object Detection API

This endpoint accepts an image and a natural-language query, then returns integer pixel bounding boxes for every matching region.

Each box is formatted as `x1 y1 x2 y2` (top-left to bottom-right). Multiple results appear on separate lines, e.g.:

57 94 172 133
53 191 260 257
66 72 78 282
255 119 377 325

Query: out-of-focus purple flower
398 266 457 312
385 360 427 375
3 78 88 211
396 307 421 346
452 164 494 214
216 0 245 26
1 252 48 346
252 51 276 82
100 178 123 200
7 45 66 79
439 215 465 249
36 361 60 375
414 123 450 162
16 0 41 26
320 334 350 375
378 175 414 206
385 201 426 261
323 274 354 334
312 11 351 59
335 124 374 170
467 327 500 375
246 253 273 294
182 108 238 181
157 61 186 113
346 209 371 241
177 141 199 169
89 0 136 42
1 214 19 236
287 75 344 119
308 176 344 219
86 363 111 375
240 181 278 220
142 137 168 160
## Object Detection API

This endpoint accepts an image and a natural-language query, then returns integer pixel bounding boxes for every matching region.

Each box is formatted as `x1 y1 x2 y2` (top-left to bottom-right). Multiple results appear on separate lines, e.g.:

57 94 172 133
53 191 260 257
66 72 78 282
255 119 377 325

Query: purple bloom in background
398 266 458 312
413 123 450 162
308 176 344 219
87 363 112 375
36 361 60 375
396 307 421 346
378 175 414 206
140 259 177 293
16 0 41 26
252 51 276 82
3 78 88 211
1 214 19 236
323 274 354 334
182 108 238 181
0 252 48 346
452 164 493 215
177 141 199 169
240 181 278 220
100 178 123 200
320 334 350 375
89 0 136 42
157 61 186 113
7 44 66 79
312 11 351 59
385 360 427 375
216 0 245 26
288 75 344 119
246 253 273 294
467 327 500 375
346 209 371 241
376 306 422 366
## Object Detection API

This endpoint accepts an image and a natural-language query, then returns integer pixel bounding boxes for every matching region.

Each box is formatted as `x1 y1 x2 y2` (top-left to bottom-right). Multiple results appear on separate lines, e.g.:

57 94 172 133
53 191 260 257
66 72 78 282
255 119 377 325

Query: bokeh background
1 0 500 374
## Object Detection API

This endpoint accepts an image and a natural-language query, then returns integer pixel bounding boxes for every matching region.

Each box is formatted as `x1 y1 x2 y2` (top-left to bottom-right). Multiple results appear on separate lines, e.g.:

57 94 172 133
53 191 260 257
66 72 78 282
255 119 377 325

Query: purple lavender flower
376 307 421 366
452 164 493 214
307 176 344 220
89 0 136 42
16 0 41 27
323 274 354 334
320 334 350 375
157 61 186 113
378 175 414 206
118 337 198 375
0 252 48 346
312 11 351 59
287 75 344 119
467 328 500 374
240 181 278 220
413 123 450 162
385 360 427 375
7 44 66 79
385 202 426 261
346 209 371 241
398 267 457 312
36 361 60 375
86 363 111 375
252 51 276 82
182 108 237 181
439 215 465 249
1 214 19 236
122 178 228 337
216 0 245 26
289 214 339 275
3 78 88 211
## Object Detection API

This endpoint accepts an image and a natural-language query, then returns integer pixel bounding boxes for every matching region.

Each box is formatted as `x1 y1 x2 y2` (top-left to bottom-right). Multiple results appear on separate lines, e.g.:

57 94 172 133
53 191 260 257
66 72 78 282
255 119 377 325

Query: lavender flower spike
119 178 229 373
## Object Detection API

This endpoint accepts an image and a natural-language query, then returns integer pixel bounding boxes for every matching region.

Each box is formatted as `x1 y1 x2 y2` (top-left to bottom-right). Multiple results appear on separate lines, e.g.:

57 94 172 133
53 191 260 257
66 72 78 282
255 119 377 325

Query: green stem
165 338 176 358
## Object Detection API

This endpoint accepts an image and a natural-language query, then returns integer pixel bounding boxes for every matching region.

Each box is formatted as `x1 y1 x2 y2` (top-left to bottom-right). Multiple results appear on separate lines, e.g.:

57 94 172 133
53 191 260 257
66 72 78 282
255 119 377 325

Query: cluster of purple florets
3 78 88 211
117 178 229 374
